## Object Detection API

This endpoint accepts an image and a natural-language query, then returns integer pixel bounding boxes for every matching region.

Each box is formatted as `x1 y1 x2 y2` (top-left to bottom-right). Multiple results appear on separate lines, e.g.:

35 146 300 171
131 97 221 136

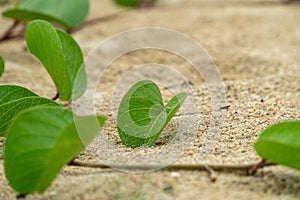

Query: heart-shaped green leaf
0 88 59 136
4 106 105 194
26 20 87 101
117 80 187 147
255 121 300 170
0 56 4 77
3 0 89 30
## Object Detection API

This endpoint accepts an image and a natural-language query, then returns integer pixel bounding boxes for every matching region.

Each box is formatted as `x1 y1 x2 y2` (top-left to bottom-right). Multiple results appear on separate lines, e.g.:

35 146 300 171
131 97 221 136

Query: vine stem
68 159 276 174
0 20 20 42
10 159 276 199
0 11 123 43
51 92 59 101
70 11 124 34
0 156 276 179
138 0 156 8
250 159 275 175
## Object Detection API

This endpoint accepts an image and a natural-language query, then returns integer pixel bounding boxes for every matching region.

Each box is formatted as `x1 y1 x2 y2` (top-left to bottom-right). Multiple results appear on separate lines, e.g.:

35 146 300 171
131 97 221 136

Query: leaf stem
0 156 277 175
0 20 20 42
69 11 125 34
16 194 26 199
0 10 123 42
51 92 59 101
138 0 156 8
68 160 276 174
249 159 275 175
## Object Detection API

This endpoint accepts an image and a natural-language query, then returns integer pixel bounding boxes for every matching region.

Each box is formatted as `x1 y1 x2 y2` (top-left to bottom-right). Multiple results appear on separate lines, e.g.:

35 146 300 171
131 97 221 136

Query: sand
0 0 300 199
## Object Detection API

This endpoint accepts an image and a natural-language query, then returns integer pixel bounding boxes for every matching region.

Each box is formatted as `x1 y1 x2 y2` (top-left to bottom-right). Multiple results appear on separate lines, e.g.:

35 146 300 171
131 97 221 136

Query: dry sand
0 0 300 199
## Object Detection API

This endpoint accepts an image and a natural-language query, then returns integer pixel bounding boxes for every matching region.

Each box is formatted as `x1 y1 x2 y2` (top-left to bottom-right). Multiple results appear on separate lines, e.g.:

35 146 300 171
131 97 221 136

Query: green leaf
0 56 4 77
117 80 186 147
114 0 141 7
26 20 87 101
255 121 300 170
114 0 157 7
0 85 58 137
0 85 37 106
0 96 58 137
2 0 89 30
4 106 106 194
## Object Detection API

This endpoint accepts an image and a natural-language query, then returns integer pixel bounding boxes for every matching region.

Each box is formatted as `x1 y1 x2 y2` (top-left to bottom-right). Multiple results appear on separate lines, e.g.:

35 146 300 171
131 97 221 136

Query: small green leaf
117 80 186 147
3 0 89 30
0 96 58 136
26 20 86 101
0 56 4 77
4 106 105 194
255 121 300 170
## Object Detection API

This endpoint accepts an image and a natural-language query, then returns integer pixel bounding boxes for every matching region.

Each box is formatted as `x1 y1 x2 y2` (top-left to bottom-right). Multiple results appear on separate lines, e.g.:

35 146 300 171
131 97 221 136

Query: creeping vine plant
1 20 105 195
0 0 300 197
0 19 186 195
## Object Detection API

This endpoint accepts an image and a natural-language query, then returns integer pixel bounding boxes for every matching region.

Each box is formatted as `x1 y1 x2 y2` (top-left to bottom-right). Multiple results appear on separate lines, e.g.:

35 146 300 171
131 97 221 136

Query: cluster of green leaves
0 20 187 196
117 80 187 147
3 0 89 30
0 20 105 195
0 0 188 195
